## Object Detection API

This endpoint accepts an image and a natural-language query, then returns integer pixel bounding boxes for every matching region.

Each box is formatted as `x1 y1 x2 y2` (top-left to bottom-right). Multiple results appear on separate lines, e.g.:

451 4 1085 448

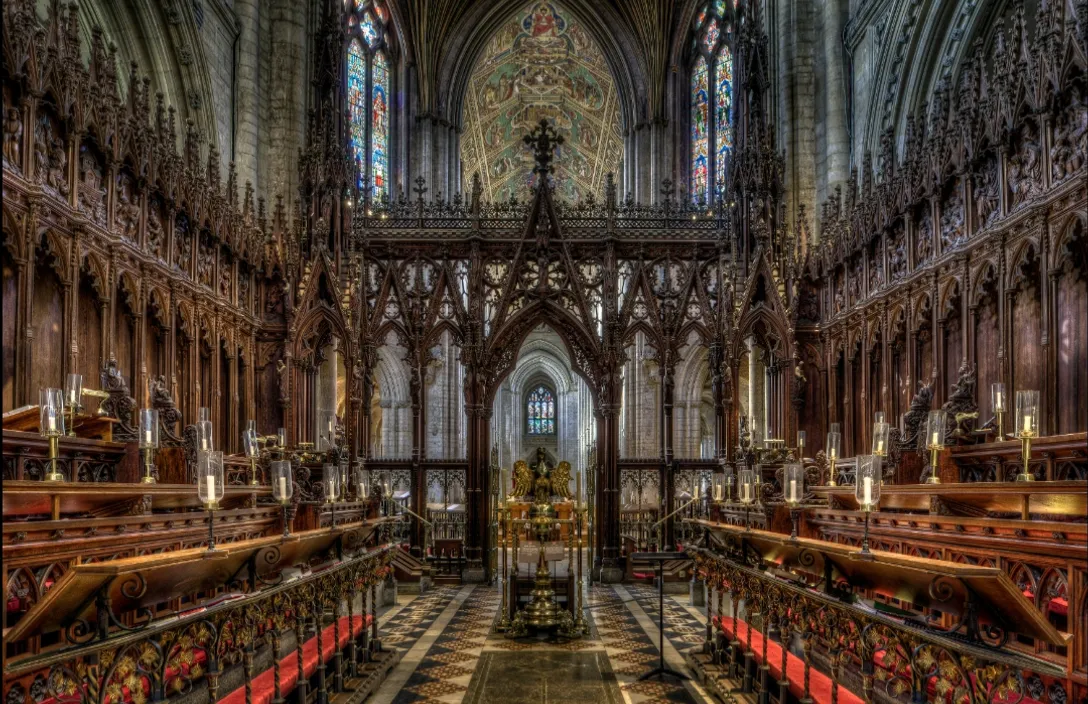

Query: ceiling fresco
460 2 623 202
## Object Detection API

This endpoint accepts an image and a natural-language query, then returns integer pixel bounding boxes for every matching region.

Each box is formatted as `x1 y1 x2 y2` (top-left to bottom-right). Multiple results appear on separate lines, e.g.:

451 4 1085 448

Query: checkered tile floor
374 581 711 704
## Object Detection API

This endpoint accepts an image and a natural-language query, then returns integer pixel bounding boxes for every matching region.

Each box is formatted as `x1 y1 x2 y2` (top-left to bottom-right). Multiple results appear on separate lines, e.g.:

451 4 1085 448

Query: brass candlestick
927 446 942 484
1016 433 1036 482
45 435 64 482
522 503 559 628
66 403 82 437
141 448 157 484
827 457 837 487
573 504 589 635
995 410 1007 442
496 503 512 632
249 457 260 486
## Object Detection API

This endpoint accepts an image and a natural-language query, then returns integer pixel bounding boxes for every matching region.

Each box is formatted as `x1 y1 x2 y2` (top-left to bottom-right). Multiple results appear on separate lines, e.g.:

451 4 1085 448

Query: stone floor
367 581 713 704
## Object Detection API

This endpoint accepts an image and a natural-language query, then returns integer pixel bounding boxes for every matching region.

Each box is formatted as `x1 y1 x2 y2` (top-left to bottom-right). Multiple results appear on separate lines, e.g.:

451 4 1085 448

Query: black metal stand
632 552 689 682
206 507 217 552
857 510 875 560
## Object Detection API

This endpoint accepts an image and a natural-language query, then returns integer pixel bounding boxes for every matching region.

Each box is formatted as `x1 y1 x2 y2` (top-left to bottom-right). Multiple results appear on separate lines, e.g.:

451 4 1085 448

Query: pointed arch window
346 0 391 202
526 385 557 436
691 1 736 205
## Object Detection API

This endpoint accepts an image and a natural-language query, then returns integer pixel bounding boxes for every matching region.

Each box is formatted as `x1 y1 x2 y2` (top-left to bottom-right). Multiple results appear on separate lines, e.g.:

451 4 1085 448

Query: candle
46 407 57 432
863 476 872 506
1023 414 1032 433
876 440 883 453
931 431 939 447
278 477 287 499
714 485 722 501
206 475 216 504
789 479 797 502
328 479 336 499
144 429 153 445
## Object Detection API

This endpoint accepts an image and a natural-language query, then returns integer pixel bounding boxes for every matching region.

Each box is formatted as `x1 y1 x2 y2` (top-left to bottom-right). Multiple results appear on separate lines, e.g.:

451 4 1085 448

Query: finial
523 118 563 177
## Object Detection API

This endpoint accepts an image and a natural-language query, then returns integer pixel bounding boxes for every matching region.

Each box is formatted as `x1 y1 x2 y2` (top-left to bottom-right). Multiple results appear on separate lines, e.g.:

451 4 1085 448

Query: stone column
234 0 261 193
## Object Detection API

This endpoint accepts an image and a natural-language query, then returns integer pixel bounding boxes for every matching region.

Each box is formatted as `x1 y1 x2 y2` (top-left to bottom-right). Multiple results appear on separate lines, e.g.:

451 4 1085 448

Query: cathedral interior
1 0 1086 703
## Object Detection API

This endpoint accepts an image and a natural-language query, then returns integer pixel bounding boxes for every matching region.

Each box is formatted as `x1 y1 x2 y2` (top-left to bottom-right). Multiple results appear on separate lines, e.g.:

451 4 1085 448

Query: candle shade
874 411 885 425
323 464 340 502
277 427 287 448
379 470 392 497
139 409 160 449
339 460 349 498
199 407 211 422
926 410 948 449
356 466 371 499
197 450 225 508
1015 390 1039 437
855 455 883 510
784 463 804 505
39 388 66 437
711 471 727 501
246 419 257 435
738 468 756 505
198 419 214 451
65 373 83 408
797 430 806 450
830 422 841 435
872 422 890 456
826 431 842 461
271 460 293 503
992 383 1007 413
243 429 260 458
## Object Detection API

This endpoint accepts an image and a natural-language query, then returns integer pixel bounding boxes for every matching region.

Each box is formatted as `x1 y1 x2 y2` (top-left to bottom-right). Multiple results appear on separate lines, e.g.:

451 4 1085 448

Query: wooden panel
974 297 999 415
812 480 1087 518
31 258 63 395
1056 269 1087 434
75 274 103 392
1012 284 1042 399
3 251 17 410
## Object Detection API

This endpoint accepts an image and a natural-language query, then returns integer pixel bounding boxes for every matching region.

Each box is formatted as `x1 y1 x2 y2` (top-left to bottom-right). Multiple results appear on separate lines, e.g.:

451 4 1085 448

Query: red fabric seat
219 614 370 704
717 616 864 704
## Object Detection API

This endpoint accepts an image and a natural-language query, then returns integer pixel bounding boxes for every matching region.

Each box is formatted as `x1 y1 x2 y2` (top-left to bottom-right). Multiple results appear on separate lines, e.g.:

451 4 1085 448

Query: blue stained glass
691 55 709 204
347 39 368 190
527 386 555 435
371 51 389 200
714 47 733 193
361 12 380 48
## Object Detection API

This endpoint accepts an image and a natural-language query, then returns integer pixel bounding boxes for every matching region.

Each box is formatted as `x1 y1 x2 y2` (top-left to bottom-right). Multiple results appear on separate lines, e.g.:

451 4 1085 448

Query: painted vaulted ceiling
460 2 624 203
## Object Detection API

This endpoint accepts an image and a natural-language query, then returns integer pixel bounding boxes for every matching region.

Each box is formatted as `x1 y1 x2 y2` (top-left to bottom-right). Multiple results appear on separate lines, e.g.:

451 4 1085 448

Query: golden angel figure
512 460 532 497
551 461 573 500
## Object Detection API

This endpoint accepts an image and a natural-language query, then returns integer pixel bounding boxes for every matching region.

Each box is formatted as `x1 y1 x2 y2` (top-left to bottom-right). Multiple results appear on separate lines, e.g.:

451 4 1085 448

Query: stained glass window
692 2 735 204
714 45 733 194
691 55 709 205
702 18 720 52
527 386 556 435
360 12 380 48
371 51 389 200
345 1 391 201
347 39 368 189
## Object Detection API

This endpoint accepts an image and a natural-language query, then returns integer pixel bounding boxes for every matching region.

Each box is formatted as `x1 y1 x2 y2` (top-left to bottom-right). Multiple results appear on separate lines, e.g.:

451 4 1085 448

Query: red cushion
718 616 864 704
218 614 368 704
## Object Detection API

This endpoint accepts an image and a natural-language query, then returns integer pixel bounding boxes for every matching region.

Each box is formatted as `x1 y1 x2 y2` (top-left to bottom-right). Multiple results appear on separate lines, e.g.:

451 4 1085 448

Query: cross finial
523 118 564 177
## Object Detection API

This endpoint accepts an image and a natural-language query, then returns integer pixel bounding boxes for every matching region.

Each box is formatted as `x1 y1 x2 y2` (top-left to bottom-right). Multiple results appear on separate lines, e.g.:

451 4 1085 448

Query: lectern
631 551 690 682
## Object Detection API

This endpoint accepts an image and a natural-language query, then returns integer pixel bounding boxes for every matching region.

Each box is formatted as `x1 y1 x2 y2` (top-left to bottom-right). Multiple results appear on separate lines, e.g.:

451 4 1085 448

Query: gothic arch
484 301 600 407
